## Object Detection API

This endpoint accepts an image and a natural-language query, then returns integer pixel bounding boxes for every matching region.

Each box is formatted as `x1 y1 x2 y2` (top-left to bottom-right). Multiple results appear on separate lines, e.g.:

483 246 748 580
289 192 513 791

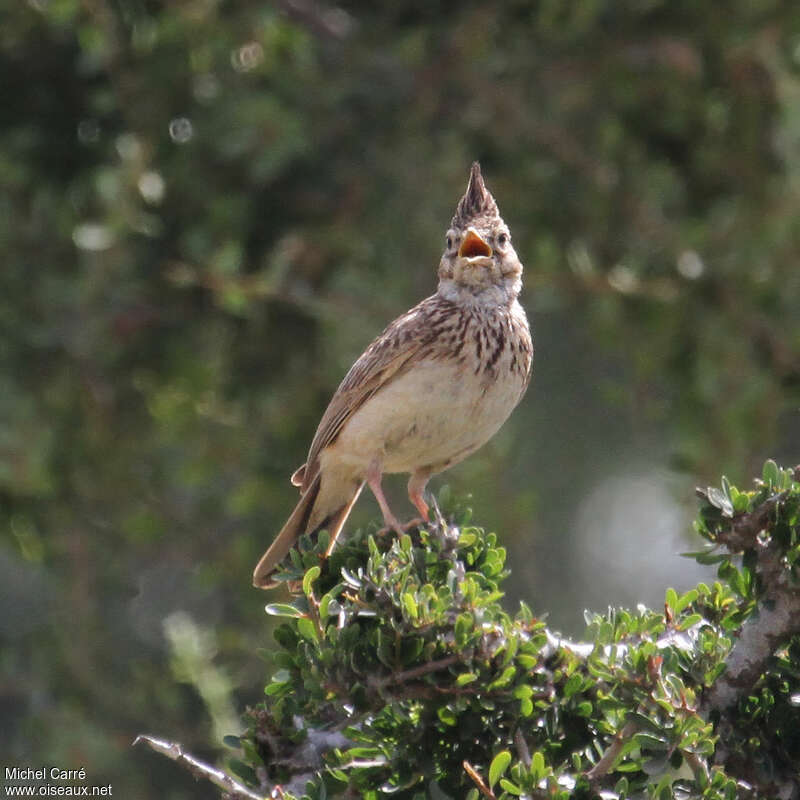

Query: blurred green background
2 0 800 796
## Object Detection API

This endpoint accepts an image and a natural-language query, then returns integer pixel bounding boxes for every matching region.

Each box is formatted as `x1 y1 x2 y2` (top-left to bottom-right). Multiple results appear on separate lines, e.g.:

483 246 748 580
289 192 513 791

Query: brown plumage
253 162 533 588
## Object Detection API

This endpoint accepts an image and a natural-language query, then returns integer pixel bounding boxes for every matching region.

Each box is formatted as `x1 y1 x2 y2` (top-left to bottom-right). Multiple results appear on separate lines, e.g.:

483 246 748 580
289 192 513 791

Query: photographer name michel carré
4 767 112 797
7 768 87 781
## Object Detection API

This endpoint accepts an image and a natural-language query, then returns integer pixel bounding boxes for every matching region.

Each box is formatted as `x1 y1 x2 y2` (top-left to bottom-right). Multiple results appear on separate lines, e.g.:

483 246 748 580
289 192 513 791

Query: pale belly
325 357 525 477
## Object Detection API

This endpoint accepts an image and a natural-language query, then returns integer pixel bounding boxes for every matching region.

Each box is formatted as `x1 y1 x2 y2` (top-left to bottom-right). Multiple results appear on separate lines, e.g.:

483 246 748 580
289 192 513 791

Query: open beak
458 228 492 259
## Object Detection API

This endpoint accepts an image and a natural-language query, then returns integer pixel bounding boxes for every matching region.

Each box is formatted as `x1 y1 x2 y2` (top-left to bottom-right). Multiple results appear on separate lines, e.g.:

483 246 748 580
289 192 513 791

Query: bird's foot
376 516 427 539
375 512 405 538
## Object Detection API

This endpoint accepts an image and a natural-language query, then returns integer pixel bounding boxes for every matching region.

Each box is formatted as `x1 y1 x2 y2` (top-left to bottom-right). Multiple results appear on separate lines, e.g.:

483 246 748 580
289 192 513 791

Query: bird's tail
252 473 363 589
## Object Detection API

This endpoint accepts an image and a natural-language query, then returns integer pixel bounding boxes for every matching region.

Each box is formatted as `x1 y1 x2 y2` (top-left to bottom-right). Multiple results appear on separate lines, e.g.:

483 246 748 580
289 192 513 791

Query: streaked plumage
253 162 532 588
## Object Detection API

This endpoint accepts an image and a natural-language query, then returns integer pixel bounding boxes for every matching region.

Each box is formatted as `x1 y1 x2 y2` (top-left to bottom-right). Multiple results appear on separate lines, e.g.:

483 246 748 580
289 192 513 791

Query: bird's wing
299 294 449 491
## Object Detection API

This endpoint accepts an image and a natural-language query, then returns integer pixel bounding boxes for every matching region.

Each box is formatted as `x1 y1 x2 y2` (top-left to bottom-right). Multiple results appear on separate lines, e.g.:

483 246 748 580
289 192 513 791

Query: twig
463 760 497 800
585 720 639 782
133 735 265 799
381 654 460 686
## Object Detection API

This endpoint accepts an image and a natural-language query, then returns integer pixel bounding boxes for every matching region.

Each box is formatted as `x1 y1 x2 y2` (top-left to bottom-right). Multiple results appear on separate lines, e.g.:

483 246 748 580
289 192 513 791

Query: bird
253 162 533 588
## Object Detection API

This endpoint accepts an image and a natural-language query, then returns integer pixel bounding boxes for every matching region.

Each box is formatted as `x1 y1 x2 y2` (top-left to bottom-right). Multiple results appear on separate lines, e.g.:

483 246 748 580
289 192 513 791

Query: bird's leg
366 458 404 535
407 470 431 522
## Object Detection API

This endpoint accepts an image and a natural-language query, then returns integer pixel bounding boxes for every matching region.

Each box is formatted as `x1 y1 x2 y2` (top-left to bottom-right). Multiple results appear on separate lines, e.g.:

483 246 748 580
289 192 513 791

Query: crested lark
253 162 532 588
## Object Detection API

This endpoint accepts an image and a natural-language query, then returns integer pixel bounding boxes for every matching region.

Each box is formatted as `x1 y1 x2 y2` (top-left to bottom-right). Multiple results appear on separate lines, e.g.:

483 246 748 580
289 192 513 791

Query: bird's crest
452 162 499 228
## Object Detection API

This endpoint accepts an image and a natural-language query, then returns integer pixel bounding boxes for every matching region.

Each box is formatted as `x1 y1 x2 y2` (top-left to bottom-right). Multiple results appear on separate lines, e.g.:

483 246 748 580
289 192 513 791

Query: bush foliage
185 461 800 799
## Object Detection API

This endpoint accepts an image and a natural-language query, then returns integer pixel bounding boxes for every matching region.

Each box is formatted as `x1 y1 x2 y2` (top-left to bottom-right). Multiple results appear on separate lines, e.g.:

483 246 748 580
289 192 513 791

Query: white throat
437 275 521 308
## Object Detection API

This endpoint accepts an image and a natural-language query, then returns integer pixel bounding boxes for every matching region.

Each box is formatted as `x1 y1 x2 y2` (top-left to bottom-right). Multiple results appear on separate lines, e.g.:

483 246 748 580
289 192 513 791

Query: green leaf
270 668 290 683
488 750 511 788
319 593 332 621
400 635 424 665
732 489 750 512
228 758 257 785
487 665 516 690
530 751 546 781
683 548 726 565
674 589 698 613
635 732 669 749
676 613 704 630
564 672 583 698
706 486 734 517
458 530 477 546
402 592 418 620
340 567 362 588
576 700 593 716
762 459 780 488
297 617 319 642
456 672 478 686
499 778 522 795
455 612 473 646
303 565 321 596
264 603 305 618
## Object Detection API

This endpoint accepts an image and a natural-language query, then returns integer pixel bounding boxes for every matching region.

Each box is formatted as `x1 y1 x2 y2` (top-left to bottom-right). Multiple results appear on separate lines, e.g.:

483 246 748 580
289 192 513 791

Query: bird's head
437 162 522 304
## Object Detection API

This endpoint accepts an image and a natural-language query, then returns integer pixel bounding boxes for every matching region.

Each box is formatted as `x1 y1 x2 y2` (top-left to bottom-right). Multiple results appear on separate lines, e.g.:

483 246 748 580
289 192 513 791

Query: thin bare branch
462 760 497 800
133 734 265 800
381 654 460 686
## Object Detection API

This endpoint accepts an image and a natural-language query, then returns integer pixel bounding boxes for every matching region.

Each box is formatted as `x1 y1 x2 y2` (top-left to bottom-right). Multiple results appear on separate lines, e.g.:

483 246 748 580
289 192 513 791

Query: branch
585 720 639 782
703 493 800 713
133 735 265 800
462 760 496 800
380 654 460 686
705 562 800 712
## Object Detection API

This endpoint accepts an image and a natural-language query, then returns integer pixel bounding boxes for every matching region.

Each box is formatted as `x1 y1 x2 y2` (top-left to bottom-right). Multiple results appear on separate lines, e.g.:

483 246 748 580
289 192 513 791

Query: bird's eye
446 235 453 250
497 232 509 247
